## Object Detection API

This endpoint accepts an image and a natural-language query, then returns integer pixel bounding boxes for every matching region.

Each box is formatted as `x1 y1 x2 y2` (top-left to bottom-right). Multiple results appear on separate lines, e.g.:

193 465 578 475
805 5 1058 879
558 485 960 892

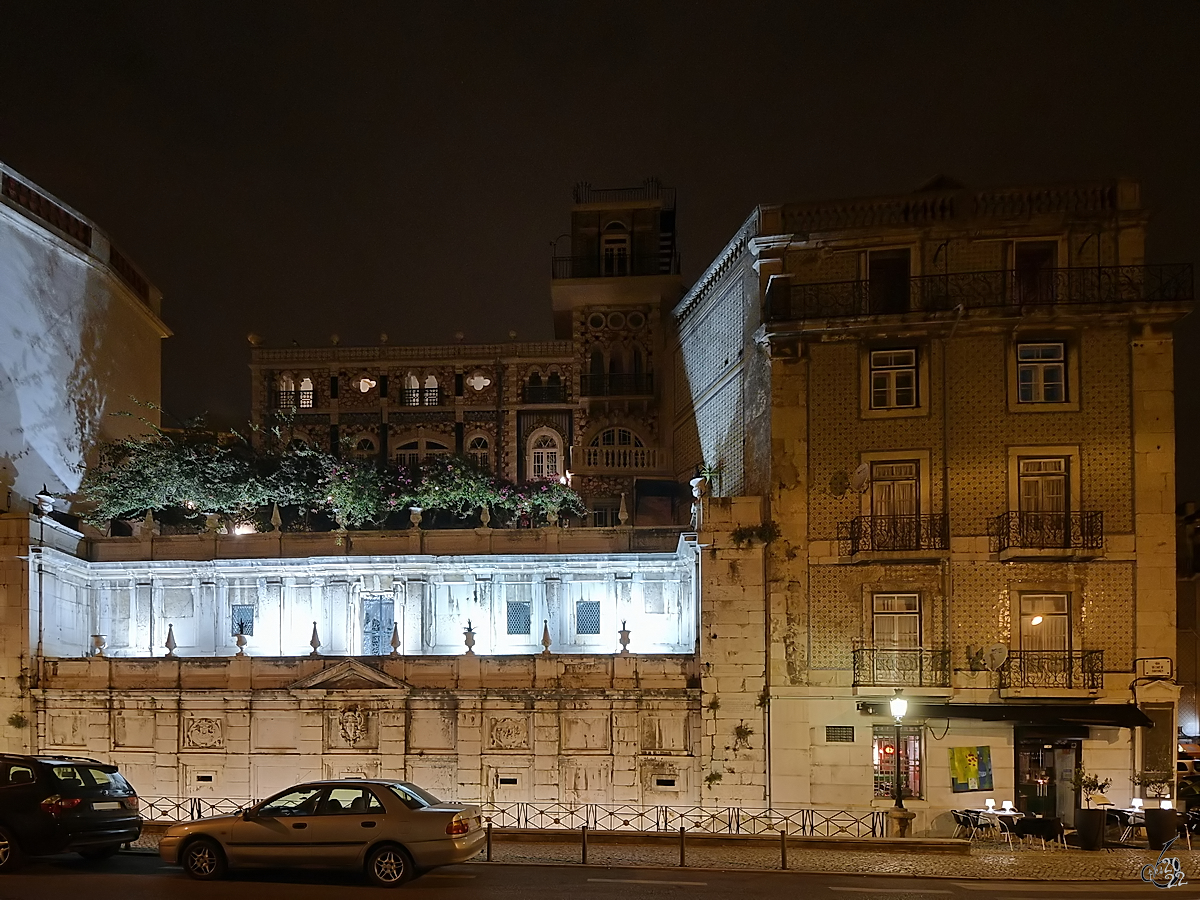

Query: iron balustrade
581 446 659 471
571 181 676 207
552 254 680 279
770 264 1194 320
998 649 1104 690
988 510 1103 553
398 387 444 407
138 797 885 836
852 647 951 687
837 514 949 556
523 384 568 404
272 389 316 409
580 372 655 397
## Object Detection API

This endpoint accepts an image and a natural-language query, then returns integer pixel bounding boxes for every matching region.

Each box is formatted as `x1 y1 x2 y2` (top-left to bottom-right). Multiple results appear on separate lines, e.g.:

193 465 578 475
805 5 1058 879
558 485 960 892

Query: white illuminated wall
32 548 698 659
0 166 168 506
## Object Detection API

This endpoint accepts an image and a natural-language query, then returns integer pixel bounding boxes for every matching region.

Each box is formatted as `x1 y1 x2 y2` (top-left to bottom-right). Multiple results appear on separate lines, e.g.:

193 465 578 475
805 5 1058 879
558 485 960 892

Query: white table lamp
1131 798 1144 809
1161 798 1173 810
1001 800 1014 812
985 799 996 810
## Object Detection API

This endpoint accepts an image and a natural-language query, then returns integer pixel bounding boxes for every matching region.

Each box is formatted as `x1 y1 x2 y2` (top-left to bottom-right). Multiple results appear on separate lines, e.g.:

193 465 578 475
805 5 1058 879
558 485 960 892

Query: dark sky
2 2 1199 495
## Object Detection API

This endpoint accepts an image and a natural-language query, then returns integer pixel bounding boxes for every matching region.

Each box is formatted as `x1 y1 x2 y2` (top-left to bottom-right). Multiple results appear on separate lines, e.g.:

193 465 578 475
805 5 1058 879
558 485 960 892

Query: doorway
1015 729 1081 825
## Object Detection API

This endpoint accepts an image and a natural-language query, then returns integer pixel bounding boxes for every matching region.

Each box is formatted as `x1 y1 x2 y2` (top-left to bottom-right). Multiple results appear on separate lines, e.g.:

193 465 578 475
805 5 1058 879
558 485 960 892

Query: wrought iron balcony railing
397 387 444 407
580 372 655 397
552 253 680 279
988 511 1103 553
272 389 316 409
580 446 660 472
768 264 1193 320
998 649 1104 690
852 647 951 687
523 384 568 404
837 514 949 556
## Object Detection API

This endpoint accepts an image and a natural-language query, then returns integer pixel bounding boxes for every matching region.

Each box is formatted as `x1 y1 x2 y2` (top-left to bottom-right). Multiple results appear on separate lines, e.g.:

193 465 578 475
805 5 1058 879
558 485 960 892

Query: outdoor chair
1014 815 1064 850
950 810 976 840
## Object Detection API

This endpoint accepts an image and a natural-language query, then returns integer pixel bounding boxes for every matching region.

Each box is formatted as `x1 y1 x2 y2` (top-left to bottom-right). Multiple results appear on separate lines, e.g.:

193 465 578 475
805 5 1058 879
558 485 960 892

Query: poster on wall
949 746 993 792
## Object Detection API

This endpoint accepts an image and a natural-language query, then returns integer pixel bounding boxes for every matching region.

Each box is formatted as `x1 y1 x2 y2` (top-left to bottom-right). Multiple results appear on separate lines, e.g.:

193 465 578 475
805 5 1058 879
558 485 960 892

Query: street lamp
890 689 908 810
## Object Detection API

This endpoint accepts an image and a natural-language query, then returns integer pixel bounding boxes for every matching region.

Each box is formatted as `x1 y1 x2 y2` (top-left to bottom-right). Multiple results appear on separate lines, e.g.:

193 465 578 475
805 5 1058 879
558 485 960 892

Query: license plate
93 801 121 810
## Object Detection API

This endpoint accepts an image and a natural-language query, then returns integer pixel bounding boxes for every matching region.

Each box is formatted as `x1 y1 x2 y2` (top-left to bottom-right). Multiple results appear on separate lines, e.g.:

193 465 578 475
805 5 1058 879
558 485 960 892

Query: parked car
0 753 142 870
159 779 484 887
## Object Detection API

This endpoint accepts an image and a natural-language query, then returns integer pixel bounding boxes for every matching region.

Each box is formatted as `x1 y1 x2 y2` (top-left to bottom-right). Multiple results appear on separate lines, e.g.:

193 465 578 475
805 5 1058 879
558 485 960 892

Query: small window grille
826 725 855 743
231 604 255 637
507 600 532 635
576 599 601 635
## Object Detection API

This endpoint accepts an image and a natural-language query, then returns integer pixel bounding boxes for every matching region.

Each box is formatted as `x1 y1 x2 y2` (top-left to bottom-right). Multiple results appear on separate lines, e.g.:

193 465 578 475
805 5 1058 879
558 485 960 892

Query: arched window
590 427 643 448
467 435 490 470
528 429 562 480
395 437 451 468
589 348 605 376
602 221 630 276
609 345 627 375
547 371 561 387
632 345 644 375
298 376 314 408
354 437 376 458
422 374 440 406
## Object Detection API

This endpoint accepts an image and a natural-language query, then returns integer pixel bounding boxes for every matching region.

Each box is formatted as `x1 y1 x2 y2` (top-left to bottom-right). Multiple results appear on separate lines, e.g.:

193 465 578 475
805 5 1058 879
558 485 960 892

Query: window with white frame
1018 457 1068 513
592 501 620 527
529 430 562 479
467 435 490 470
872 593 920 649
395 438 451 468
870 461 919 517
1019 593 1069 652
1016 343 1065 403
869 349 917 409
602 223 630 276
873 725 922 798
354 437 376 458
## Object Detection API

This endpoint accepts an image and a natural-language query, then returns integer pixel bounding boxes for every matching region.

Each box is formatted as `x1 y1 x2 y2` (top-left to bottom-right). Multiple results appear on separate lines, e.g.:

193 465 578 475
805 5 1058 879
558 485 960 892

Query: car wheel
181 837 227 881
366 843 413 887
79 844 121 861
0 826 20 872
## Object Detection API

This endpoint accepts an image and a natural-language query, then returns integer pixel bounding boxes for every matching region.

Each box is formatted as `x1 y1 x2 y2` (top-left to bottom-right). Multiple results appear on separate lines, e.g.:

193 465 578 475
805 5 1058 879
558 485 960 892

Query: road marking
829 889 951 895
587 878 708 886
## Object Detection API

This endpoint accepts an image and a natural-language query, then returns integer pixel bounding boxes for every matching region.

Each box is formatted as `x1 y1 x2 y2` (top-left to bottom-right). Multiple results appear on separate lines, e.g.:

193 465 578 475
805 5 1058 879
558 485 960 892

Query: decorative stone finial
91 634 107 658
618 493 629 526
541 619 552 656
618 620 631 656
409 506 423 529
389 623 401 657
479 505 491 528
270 503 282 532
380 332 389 344
164 623 177 659
330 333 340 346
463 619 476 656
235 632 248 657
309 621 322 656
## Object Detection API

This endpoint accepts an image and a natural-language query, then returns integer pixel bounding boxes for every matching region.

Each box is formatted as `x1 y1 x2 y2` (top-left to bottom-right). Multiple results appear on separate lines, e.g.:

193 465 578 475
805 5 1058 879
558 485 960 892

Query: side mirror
241 808 256 820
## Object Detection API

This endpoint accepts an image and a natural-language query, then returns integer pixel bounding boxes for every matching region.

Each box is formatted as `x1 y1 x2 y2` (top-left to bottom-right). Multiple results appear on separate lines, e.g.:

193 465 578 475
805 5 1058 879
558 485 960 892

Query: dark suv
0 754 142 870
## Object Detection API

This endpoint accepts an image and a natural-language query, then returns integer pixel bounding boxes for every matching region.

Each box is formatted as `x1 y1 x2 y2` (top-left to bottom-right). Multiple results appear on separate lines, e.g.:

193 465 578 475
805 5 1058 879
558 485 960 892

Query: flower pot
1074 808 1106 850
1145 808 1180 850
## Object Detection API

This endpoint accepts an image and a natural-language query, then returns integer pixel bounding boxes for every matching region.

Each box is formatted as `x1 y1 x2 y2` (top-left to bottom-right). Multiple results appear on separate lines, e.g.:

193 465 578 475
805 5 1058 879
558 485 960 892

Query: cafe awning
857 701 1154 729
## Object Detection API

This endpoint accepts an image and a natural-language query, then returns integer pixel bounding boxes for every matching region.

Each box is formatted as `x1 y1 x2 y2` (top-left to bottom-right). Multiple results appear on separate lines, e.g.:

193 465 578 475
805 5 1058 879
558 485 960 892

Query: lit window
529 430 561 479
872 593 919 649
1019 593 1069 652
1017 343 1065 403
506 583 532 635
357 377 377 393
231 604 255 637
873 725 922 798
870 350 917 409
466 371 492 391
591 427 642 448
576 599 601 635
298 377 314 408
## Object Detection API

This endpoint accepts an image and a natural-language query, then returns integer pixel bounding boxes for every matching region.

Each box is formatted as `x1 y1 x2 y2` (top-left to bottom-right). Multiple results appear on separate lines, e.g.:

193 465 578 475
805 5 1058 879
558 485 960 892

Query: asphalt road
0 853 1196 900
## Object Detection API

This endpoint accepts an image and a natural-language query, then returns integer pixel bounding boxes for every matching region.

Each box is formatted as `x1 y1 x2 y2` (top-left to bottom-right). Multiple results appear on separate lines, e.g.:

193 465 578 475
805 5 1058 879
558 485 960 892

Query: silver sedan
159 780 484 887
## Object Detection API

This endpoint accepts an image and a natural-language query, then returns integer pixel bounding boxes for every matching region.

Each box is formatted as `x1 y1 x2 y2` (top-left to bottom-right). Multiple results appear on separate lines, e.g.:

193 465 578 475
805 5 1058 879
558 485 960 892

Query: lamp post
890 689 908 810
887 689 916 837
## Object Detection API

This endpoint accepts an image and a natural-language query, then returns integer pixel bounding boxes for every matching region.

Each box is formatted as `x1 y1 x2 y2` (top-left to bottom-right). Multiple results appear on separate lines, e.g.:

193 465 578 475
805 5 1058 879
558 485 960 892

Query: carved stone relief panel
485 714 530 751
46 712 86 747
325 704 379 750
561 713 611 752
183 717 224 750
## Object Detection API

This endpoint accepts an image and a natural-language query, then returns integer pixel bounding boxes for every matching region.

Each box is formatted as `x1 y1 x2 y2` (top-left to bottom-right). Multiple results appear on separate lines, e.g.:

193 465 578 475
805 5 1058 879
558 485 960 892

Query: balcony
577 446 661 474
272 390 316 409
523 384 568 404
767 264 1193 321
988 511 1103 560
837 514 949 561
999 649 1104 695
580 373 654 398
553 254 680 279
852 647 951 689
397 387 444 407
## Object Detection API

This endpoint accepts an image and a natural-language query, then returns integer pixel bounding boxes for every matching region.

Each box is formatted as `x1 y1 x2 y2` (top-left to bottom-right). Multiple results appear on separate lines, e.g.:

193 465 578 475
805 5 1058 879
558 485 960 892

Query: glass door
1015 734 1080 826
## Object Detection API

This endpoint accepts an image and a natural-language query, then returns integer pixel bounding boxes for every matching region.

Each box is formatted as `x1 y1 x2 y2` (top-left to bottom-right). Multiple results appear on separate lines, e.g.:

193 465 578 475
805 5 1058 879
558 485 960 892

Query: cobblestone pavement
131 829 1200 881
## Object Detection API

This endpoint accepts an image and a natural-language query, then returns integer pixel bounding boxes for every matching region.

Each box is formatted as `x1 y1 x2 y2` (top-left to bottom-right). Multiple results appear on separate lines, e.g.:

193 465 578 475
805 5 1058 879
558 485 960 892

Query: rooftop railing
769 264 1193 320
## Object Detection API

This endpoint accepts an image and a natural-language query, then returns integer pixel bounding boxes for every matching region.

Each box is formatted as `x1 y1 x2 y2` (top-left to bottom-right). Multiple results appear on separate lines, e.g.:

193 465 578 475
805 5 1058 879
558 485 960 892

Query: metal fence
139 797 886 837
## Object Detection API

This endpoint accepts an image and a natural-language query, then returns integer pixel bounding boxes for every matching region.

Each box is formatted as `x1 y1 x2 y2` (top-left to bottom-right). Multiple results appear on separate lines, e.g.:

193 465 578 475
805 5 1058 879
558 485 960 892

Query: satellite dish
985 644 1010 671
850 463 871 493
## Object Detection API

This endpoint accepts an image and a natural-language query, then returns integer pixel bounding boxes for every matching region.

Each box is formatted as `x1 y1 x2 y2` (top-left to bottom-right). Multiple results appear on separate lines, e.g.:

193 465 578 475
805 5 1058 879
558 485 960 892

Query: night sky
2 2 1198 495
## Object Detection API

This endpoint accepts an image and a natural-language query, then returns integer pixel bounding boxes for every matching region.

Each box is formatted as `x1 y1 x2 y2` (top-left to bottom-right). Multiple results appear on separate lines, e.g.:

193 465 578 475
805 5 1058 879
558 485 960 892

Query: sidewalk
130 827 1198 882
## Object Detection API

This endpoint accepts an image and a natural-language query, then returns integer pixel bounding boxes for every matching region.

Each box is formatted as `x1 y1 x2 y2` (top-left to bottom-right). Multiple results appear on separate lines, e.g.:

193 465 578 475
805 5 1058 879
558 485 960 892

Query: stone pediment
288 659 410 692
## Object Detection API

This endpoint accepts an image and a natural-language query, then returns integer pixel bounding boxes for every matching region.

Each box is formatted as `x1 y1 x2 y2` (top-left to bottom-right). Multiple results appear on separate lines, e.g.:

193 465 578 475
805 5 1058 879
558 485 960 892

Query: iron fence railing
769 264 1194 320
140 796 884 836
571 180 676 208
271 389 316 409
852 647 952 687
397 387 444 407
553 254 679 279
988 510 1103 553
580 372 654 397
998 649 1104 690
837 514 949 556
523 384 568 404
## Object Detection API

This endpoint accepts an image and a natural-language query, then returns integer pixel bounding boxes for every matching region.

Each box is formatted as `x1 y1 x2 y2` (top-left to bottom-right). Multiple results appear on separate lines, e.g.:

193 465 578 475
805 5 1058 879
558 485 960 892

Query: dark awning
857 701 1153 729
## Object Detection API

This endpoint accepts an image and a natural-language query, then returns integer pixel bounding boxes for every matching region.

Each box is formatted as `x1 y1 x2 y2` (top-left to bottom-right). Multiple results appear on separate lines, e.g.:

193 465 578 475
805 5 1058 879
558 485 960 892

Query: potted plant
1135 771 1181 850
1071 769 1112 851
